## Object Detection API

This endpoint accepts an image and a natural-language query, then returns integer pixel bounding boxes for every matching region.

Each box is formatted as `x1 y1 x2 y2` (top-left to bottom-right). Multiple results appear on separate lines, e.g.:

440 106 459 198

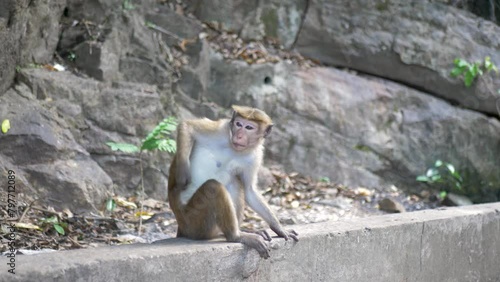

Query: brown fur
231 105 273 126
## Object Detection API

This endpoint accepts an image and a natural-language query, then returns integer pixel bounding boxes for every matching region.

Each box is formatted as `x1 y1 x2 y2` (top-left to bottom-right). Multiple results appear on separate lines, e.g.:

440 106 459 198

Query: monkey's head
229 105 273 152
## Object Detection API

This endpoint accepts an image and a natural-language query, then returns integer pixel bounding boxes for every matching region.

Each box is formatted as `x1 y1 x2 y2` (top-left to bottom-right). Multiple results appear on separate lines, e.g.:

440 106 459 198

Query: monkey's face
230 117 262 152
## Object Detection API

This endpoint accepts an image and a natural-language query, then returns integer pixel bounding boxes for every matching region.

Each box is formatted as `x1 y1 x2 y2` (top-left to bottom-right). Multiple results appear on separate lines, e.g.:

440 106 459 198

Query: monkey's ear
264 124 273 138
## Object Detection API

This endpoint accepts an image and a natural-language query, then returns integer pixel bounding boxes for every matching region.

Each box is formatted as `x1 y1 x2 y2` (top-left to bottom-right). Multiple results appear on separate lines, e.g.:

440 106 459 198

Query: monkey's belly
179 146 239 205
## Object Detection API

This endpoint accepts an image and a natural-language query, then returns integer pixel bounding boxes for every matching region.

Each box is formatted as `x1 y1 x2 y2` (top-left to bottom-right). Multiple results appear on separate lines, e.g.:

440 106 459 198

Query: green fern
140 117 177 152
106 142 140 153
106 117 177 154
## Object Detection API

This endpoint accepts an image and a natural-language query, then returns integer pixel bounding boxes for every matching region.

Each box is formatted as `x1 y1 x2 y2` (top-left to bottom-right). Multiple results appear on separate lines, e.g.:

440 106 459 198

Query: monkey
168 105 298 259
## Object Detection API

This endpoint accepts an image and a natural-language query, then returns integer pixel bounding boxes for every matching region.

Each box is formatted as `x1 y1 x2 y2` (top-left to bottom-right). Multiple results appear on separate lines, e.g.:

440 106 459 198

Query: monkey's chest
179 145 251 205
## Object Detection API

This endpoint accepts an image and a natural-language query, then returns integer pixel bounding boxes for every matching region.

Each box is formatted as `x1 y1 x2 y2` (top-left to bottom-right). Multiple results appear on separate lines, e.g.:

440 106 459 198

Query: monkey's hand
175 160 191 190
255 230 272 241
271 226 299 242
240 232 270 259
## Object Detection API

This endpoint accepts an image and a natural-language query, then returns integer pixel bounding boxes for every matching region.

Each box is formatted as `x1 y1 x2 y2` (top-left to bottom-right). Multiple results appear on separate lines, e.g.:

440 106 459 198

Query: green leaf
485 56 492 70
143 117 177 143
434 160 443 167
445 163 455 174
416 175 429 182
430 174 442 182
426 168 439 178
454 58 469 68
106 198 116 212
464 71 474 87
155 139 177 153
450 66 467 77
320 177 331 183
123 0 134 10
53 224 65 235
439 191 447 199
141 138 160 151
483 56 497 73
1 119 10 134
451 171 463 183
140 117 177 153
106 142 140 153
44 216 59 224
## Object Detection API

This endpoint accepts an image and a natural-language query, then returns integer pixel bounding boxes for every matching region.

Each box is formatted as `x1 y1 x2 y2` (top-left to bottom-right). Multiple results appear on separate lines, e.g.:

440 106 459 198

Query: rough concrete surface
2 203 500 282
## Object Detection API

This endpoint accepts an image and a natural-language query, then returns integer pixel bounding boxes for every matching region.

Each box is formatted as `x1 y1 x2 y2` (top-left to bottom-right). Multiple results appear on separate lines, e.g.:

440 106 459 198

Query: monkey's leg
181 179 270 258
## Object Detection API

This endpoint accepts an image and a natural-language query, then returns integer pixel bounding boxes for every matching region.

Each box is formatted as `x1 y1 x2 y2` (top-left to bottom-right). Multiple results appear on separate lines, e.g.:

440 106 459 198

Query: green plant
123 0 134 10
416 160 463 196
107 117 177 154
40 216 67 235
451 56 498 87
319 177 331 183
145 21 155 29
106 117 177 234
67 52 76 61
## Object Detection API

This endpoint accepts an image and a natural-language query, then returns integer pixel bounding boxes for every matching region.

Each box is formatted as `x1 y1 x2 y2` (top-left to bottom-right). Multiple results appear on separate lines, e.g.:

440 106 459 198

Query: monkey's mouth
232 142 246 150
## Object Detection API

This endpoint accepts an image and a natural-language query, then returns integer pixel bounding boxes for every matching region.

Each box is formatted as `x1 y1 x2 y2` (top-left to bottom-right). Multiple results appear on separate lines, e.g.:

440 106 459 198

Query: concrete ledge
2 203 500 281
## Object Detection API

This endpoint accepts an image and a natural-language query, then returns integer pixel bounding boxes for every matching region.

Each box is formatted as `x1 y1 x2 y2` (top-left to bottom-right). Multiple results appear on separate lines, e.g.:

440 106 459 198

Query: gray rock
0 0 65 94
16 68 173 201
0 86 112 212
295 0 500 117
442 193 474 206
184 0 307 49
378 198 406 213
316 197 353 210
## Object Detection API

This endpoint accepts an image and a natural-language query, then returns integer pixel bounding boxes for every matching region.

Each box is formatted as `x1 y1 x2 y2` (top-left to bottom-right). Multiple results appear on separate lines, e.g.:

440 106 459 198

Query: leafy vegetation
1 119 10 134
122 0 135 10
416 160 463 198
451 56 498 87
105 117 177 225
106 117 177 154
40 216 67 235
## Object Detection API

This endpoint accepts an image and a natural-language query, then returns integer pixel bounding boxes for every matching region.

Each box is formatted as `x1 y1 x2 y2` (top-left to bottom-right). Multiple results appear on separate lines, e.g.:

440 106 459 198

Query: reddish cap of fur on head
231 105 273 126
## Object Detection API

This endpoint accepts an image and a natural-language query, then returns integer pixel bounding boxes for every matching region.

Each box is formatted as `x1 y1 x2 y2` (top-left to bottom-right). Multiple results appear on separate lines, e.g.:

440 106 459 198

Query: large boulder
0 85 112 212
295 0 500 117
17 68 174 199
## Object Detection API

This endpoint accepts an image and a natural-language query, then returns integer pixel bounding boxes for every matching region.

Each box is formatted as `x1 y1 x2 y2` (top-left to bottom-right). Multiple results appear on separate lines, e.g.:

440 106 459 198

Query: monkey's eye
235 121 243 127
245 125 254 130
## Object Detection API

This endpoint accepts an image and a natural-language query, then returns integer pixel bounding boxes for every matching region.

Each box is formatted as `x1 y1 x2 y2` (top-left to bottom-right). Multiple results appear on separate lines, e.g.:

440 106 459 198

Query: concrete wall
2 203 500 281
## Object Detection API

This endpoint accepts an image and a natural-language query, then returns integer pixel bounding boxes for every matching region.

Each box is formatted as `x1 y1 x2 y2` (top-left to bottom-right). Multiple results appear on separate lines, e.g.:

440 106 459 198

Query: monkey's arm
243 173 299 241
175 118 227 189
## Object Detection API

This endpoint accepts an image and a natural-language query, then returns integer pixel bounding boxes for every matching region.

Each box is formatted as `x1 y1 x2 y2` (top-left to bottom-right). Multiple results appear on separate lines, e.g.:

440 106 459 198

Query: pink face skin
230 117 261 152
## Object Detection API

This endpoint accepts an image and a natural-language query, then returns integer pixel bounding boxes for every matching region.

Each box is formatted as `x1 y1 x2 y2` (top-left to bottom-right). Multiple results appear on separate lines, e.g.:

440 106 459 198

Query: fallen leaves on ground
0 167 440 254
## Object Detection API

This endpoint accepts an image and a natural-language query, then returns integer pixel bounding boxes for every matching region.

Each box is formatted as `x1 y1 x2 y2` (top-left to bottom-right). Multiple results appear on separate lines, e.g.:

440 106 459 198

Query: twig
67 236 84 248
138 151 144 235
18 199 38 223
31 206 62 218
147 23 183 42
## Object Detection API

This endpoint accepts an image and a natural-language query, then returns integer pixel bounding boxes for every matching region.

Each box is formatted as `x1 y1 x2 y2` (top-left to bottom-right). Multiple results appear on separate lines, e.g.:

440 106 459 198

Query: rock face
295 0 500 116
0 85 112 212
0 0 66 94
0 0 499 212
185 57 500 197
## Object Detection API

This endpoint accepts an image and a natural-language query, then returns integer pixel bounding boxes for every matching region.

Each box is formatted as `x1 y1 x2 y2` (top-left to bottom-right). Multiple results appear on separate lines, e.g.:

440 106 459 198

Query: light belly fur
179 145 241 205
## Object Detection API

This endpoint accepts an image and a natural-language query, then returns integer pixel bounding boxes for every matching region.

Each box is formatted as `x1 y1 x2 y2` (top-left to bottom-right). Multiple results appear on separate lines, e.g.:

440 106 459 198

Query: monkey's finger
257 230 272 241
288 229 299 241
257 243 271 259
